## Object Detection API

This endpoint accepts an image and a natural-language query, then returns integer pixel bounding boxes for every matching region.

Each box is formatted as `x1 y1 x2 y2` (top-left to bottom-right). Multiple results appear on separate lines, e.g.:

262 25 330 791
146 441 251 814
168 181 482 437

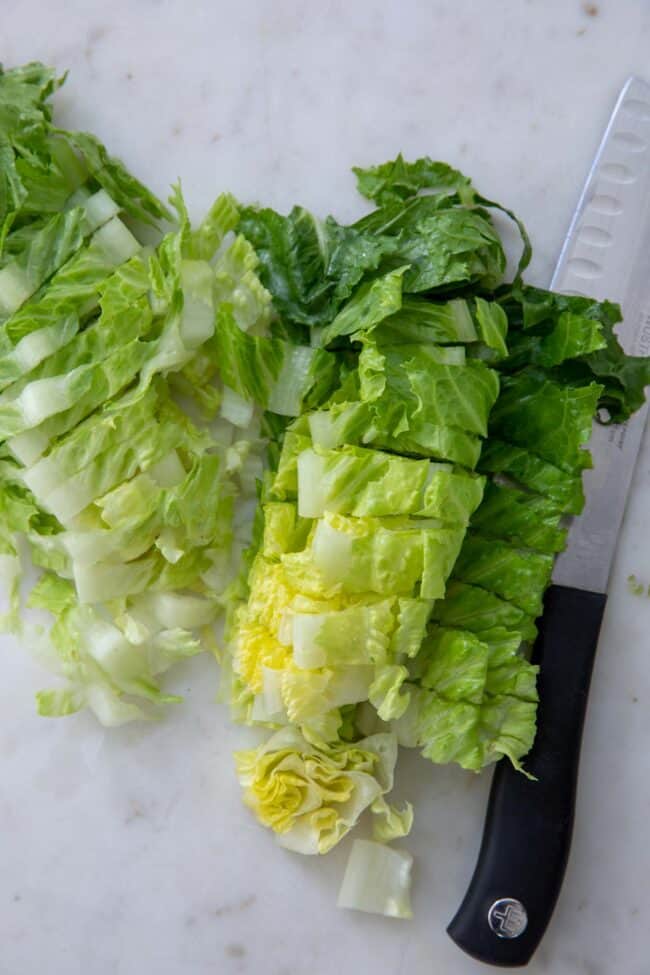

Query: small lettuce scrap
338 839 413 919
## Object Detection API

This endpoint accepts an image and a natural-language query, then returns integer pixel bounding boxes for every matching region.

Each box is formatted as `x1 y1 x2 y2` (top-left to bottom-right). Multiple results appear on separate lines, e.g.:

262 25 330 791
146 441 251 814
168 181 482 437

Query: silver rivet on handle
487 898 528 939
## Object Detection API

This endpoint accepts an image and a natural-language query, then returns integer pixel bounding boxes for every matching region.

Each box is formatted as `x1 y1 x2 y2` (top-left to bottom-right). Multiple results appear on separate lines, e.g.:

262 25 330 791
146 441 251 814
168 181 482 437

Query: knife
447 76 650 967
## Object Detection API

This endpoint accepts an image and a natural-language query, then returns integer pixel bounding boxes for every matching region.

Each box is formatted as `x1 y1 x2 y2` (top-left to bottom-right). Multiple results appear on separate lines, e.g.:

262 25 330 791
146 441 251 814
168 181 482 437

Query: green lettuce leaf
501 284 650 422
60 129 170 226
319 266 406 347
239 203 392 329
296 443 484 523
393 683 537 771
308 400 484 469
474 296 508 359
489 372 602 474
357 337 499 437
353 154 530 279
393 207 506 293
451 535 554 617
477 439 584 515
20 381 163 498
307 511 465 599
393 626 538 771
431 581 537 643
353 154 474 208
211 304 338 417
290 598 395 669
470 481 567 554
0 63 72 236
372 296 479 346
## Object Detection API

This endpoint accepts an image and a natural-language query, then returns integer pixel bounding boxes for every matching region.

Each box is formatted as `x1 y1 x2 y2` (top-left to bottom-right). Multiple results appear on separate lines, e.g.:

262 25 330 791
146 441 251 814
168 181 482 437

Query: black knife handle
447 584 607 968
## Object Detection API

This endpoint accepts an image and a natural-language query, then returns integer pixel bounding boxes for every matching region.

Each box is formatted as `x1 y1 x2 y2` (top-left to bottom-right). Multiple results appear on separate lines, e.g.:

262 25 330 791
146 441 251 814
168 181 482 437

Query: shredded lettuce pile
3 63 649 919
0 63 281 724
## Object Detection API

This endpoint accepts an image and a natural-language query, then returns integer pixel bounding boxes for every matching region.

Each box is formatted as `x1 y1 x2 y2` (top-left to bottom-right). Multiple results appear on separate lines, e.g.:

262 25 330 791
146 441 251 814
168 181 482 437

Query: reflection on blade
551 77 650 592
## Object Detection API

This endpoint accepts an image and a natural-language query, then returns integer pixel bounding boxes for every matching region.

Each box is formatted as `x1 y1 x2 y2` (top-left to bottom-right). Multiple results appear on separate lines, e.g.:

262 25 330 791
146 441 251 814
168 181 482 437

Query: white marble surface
3 1 650 973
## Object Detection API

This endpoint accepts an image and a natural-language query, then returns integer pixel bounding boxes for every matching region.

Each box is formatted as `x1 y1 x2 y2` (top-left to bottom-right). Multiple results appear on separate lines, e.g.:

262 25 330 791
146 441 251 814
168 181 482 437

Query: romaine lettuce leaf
290 598 395 669
308 400 484 469
308 512 465 599
296 440 484 523
319 267 406 347
477 439 584 515
392 207 506 293
353 154 474 208
239 203 393 329
451 535 554 617
1 331 152 441
20 381 163 497
394 683 537 771
353 154 530 278
358 339 500 438
374 296 478 346
296 443 418 518
0 63 74 237
431 581 537 643
60 129 170 226
470 481 567 554
0 227 131 351
501 284 650 422
489 372 602 474
211 304 338 417
392 626 538 771
474 296 508 359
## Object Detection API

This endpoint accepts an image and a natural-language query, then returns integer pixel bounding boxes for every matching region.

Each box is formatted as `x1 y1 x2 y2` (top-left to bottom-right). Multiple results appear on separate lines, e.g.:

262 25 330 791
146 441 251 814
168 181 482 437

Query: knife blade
447 76 650 967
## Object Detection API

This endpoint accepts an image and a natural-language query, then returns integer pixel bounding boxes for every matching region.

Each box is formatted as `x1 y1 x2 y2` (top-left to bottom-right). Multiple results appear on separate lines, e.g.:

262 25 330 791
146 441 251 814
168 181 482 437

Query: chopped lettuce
235 727 398 854
470 481 568 554
239 204 393 330
451 535 554 617
373 296 479 346
307 512 465 599
296 444 483 522
319 267 406 347
358 339 500 438
211 303 337 416
478 439 584 515
392 626 538 771
489 372 602 474
3 64 650 923
0 65 280 726
29 574 203 724
501 284 650 422
338 839 413 919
